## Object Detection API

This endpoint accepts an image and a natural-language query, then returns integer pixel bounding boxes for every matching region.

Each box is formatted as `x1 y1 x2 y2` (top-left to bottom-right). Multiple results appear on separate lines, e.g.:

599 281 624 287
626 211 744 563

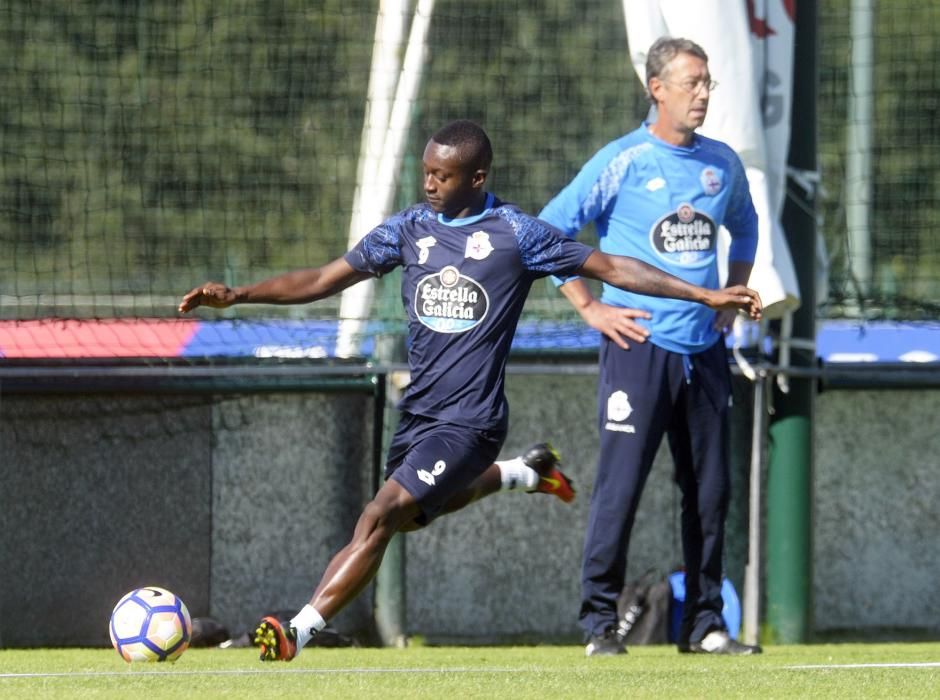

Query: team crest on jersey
700 166 722 195
646 177 666 192
649 203 716 267
416 235 437 264
465 230 494 260
415 264 490 333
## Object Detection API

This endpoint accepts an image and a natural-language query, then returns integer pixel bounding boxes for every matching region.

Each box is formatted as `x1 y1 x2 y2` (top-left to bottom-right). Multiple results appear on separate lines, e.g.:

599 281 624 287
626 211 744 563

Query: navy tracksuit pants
580 336 731 645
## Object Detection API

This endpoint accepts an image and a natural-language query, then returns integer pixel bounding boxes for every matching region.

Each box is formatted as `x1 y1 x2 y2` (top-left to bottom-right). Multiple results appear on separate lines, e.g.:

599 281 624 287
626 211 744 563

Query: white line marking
787 662 940 670
5 662 938 680
0 667 519 679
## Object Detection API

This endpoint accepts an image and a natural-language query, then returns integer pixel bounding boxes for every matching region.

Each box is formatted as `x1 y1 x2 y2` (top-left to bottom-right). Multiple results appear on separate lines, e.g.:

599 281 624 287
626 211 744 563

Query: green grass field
1 644 939 699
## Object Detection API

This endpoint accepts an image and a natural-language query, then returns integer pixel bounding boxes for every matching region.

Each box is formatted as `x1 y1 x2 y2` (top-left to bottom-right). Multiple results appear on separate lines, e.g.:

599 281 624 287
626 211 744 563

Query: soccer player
539 37 763 655
178 119 761 661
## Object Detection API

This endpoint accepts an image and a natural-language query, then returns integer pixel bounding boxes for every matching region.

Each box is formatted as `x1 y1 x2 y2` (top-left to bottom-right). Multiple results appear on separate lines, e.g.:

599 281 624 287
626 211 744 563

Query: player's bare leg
255 480 419 661
255 444 574 660
309 481 420 618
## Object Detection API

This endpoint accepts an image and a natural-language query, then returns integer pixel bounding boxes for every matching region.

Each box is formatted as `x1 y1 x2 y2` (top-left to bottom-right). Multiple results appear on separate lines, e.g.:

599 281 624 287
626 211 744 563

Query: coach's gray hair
644 36 709 104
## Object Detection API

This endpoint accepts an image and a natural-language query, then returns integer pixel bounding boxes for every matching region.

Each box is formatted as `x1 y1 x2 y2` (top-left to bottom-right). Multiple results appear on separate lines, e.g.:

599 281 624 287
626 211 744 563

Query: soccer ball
109 587 192 662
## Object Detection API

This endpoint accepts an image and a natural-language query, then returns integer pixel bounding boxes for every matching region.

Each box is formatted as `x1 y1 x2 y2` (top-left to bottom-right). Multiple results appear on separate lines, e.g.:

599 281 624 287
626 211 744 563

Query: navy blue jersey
345 193 593 429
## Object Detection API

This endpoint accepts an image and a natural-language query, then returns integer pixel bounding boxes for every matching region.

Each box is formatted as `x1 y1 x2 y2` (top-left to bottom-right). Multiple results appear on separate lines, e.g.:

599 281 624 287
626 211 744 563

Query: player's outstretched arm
578 250 762 320
178 257 372 313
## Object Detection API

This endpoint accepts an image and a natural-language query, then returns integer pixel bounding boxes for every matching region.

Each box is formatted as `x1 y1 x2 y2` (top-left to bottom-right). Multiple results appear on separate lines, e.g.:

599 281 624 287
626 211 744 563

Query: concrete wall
407 372 694 644
0 391 376 647
407 376 940 643
0 395 213 647
207 393 375 639
813 390 940 634
1 375 938 647
406 375 681 642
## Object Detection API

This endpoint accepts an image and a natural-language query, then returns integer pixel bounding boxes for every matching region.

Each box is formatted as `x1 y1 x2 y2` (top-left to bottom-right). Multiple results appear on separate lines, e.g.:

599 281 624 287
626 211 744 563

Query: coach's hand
179 282 237 313
713 308 740 334
579 299 651 350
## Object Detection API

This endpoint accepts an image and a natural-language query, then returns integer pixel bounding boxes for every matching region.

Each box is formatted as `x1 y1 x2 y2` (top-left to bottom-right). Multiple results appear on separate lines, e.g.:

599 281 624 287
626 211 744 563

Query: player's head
644 37 713 135
430 120 493 172
422 120 492 217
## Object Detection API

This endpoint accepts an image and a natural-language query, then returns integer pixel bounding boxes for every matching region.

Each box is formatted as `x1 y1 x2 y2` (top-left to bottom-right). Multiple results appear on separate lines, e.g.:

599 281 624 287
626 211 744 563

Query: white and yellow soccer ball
109 586 192 662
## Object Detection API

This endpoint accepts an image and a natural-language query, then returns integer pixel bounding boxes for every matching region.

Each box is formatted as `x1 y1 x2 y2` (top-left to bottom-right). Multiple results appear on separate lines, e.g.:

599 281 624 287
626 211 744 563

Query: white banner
623 0 801 319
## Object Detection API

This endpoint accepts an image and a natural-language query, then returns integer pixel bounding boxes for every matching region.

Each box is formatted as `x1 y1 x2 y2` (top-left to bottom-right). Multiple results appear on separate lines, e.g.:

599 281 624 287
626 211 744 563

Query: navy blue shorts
385 412 506 523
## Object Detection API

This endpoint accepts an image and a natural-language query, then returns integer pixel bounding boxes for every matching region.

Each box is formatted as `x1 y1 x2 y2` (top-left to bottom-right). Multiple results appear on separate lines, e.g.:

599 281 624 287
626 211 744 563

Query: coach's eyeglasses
665 78 719 95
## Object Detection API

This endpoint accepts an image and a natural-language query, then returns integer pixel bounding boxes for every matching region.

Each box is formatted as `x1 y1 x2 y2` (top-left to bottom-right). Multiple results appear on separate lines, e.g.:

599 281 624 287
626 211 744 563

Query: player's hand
578 299 651 350
704 285 762 321
178 282 237 313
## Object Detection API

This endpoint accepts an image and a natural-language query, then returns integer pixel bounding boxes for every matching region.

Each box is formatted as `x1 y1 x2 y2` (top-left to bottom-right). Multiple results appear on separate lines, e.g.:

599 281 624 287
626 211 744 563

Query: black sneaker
585 627 627 656
687 630 761 655
522 443 576 503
